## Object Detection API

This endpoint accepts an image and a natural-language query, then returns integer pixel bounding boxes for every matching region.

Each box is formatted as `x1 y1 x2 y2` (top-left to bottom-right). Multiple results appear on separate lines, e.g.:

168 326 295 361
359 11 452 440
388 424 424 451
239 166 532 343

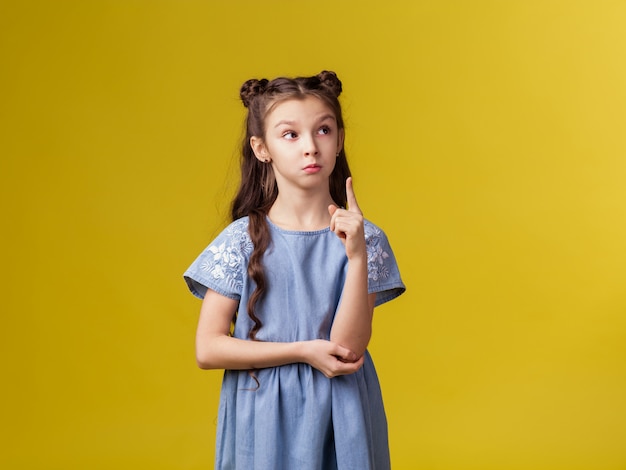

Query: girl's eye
318 126 331 135
283 131 297 140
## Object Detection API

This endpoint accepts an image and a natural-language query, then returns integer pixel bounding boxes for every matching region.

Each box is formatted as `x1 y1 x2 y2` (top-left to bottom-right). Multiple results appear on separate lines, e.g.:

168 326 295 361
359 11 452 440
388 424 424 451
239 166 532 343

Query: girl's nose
303 135 319 156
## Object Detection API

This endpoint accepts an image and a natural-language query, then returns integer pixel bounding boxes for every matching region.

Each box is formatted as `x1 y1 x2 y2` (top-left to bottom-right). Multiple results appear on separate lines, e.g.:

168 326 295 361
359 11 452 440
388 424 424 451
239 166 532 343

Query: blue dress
184 217 405 470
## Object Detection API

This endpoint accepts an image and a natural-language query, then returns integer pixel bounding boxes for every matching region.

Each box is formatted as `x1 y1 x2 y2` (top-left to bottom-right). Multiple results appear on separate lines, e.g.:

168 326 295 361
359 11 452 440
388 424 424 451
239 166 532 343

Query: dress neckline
265 216 331 235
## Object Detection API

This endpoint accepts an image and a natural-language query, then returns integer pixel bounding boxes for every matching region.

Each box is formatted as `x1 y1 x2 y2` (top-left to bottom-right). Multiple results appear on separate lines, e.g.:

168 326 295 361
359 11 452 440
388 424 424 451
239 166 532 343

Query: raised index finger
346 177 362 214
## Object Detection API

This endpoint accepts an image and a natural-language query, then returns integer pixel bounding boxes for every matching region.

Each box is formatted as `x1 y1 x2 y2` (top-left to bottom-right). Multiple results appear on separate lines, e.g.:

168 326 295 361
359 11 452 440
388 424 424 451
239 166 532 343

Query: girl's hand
328 177 366 261
301 339 364 378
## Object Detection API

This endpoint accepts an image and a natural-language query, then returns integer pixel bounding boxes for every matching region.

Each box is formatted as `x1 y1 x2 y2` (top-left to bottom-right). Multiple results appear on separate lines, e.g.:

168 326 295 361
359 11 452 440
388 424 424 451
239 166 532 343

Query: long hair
231 71 352 341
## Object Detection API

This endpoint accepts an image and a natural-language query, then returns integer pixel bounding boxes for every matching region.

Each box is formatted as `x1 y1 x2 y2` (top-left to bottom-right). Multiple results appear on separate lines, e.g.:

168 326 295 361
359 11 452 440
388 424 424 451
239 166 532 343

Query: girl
184 71 405 469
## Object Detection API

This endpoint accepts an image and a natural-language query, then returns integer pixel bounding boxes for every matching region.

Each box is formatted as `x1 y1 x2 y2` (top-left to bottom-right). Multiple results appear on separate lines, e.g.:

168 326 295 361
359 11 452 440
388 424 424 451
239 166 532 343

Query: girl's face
251 96 344 195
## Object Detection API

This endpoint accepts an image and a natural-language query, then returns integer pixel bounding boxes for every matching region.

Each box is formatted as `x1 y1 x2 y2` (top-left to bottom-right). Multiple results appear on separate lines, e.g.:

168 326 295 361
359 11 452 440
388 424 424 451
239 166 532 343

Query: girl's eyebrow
274 119 296 128
273 114 336 128
316 114 336 124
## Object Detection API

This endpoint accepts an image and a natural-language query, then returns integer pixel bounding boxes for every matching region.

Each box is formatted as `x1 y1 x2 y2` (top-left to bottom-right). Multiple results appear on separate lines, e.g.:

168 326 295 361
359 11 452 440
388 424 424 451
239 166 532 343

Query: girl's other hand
328 177 366 260
301 339 364 378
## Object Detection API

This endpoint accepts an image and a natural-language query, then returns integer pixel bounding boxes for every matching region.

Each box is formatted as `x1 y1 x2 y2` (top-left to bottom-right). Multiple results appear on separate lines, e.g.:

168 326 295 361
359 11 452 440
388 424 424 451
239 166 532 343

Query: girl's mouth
303 164 321 174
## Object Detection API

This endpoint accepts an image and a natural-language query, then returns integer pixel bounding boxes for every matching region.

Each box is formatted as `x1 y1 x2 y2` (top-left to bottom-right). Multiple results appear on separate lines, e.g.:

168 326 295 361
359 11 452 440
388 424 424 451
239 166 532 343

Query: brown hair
232 70 352 341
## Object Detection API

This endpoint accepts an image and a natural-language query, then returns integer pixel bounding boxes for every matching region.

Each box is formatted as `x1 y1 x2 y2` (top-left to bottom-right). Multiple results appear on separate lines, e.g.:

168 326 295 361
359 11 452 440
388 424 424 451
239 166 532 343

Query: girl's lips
303 164 321 174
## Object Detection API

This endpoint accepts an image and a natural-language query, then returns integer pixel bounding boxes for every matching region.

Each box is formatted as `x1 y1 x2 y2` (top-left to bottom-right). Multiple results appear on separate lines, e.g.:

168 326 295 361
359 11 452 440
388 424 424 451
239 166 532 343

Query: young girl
184 71 405 469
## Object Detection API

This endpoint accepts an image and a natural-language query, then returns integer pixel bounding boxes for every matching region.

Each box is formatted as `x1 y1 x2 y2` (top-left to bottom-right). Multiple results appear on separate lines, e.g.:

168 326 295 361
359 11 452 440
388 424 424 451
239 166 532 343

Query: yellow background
2 1 625 468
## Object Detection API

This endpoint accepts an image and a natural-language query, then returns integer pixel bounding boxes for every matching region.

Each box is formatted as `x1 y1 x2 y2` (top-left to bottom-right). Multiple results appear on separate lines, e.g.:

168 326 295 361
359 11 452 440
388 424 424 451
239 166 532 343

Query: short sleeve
183 218 252 300
364 221 406 307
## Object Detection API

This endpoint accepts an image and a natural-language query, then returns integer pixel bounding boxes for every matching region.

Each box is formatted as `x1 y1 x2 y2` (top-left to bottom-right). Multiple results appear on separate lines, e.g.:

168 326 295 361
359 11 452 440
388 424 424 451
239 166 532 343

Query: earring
336 153 340 157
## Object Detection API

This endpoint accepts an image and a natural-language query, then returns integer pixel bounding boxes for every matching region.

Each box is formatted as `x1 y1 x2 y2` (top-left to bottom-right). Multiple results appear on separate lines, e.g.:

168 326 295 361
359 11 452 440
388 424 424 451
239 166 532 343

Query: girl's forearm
196 334 363 378
330 256 373 357
196 335 305 370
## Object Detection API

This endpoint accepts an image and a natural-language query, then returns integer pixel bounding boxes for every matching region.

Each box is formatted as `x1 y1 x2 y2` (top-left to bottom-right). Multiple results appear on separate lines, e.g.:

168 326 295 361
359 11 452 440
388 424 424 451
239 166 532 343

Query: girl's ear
337 128 345 155
250 136 270 163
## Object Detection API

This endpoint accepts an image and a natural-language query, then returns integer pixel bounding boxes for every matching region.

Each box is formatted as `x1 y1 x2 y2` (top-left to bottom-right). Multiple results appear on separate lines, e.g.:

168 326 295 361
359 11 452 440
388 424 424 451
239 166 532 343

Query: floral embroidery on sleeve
199 219 252 293
365 223 390 282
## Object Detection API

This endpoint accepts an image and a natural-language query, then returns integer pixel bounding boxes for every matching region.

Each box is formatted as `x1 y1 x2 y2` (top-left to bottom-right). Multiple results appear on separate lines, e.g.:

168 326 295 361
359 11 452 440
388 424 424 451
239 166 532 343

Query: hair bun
240 78 269 108
316 70 342 97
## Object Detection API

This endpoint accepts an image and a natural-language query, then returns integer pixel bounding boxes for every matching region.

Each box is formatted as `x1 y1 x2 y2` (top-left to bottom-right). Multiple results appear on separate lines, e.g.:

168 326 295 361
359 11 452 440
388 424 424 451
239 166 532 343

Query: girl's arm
328 177 375 358
196 289 364 378
329 258 376 358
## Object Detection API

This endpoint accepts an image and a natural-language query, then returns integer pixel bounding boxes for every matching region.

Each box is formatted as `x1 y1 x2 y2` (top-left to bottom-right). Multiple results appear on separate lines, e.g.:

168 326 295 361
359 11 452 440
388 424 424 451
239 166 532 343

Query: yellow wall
2 1 625 468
